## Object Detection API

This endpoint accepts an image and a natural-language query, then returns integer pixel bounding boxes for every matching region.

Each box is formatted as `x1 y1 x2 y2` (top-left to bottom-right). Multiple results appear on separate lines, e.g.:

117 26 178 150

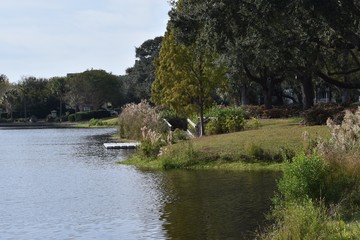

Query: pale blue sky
0 0 171 82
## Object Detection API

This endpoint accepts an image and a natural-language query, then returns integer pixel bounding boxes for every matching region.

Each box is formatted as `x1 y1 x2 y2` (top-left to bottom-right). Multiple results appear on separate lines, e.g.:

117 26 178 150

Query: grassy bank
121 118 329 170
74 117 119 128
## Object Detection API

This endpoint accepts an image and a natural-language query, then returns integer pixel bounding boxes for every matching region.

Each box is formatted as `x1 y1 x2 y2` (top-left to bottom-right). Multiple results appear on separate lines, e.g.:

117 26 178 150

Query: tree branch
316 70 360 89
328 67 360 76
243 64 262 84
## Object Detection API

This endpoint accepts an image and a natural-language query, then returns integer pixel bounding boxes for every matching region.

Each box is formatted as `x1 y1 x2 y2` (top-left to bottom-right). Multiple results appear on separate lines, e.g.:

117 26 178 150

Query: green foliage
262 199 331 240
161 141 218 169
263 109 360 239
89 118 102 126
205 106 246 135
74 112 92 121
172 128 189 142
65 69 123 111
277 152 328 202
68 114 75 122
138 139 163 159
121 36 163 102
244 144 295 163
152 28 228 135
66 110 111 122
245 117 261 130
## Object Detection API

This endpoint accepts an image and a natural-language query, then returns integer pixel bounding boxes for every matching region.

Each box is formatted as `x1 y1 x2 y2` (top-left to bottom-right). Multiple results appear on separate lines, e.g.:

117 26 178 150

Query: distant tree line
0 36 163 120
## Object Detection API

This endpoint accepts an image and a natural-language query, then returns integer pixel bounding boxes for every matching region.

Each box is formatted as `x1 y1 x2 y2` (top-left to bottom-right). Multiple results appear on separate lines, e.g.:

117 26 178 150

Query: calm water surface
0 128 279 239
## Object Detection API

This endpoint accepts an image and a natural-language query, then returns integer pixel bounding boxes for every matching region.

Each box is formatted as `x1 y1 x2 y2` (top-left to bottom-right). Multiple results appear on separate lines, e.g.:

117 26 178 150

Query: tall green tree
0 74 10 103
152 29 227 136
48 77 67 118
65 69 122 111
169 0 289 109
122 37 163 102
17 77 56 118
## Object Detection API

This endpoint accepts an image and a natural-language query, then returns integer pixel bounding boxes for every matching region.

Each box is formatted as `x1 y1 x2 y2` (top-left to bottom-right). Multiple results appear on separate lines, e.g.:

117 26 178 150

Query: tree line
0 37 163 120
2 1 360 124
150 0 360 135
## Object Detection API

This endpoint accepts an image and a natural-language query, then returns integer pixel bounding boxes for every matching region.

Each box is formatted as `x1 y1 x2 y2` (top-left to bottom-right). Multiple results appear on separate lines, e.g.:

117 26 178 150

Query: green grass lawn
122 118 330 170
192 118 328 155
75 117 119 128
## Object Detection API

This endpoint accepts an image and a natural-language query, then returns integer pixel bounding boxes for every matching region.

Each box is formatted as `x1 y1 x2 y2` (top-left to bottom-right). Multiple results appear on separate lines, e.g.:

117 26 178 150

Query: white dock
103 142 140 149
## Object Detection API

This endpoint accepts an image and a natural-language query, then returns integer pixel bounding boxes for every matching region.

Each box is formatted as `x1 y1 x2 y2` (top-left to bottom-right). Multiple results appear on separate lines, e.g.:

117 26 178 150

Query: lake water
0 128 279 239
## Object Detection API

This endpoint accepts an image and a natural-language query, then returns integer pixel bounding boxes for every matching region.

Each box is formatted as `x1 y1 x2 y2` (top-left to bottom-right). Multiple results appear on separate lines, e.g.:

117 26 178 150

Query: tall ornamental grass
118 100 166 140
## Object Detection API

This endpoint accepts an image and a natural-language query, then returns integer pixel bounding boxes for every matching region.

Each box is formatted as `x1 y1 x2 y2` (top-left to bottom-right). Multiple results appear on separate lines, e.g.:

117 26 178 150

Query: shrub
205 106 246 135
92 110 111 119
277 152 328 202
74 112 92 121
261 199 331 240
46 114 58 122
118 100 167 140
262 109 360 239
68 114 75 122
302 103 344 125
138 126 166 158
245 117 261 130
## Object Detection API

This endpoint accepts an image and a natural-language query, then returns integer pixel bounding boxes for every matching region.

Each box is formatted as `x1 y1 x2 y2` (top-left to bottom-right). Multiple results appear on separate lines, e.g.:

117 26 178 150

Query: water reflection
158 170 279 240
0 128 279 239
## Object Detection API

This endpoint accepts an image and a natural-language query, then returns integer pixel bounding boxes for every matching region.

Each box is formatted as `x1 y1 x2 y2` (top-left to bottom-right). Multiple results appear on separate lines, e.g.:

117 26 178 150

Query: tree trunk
263 88 273 109
342 50 351 104
262 78 273 109
59 96 63 121
299 73 314 110
240 85 250 106
197 96 205 137
342 89 351 103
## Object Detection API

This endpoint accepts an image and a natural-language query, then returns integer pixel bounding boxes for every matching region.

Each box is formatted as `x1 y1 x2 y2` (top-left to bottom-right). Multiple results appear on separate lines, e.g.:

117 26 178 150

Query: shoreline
0 122 78 129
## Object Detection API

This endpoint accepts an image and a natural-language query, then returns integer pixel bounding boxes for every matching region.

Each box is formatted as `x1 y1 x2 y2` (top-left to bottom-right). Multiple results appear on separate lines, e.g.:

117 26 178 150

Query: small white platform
103 142 140 149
